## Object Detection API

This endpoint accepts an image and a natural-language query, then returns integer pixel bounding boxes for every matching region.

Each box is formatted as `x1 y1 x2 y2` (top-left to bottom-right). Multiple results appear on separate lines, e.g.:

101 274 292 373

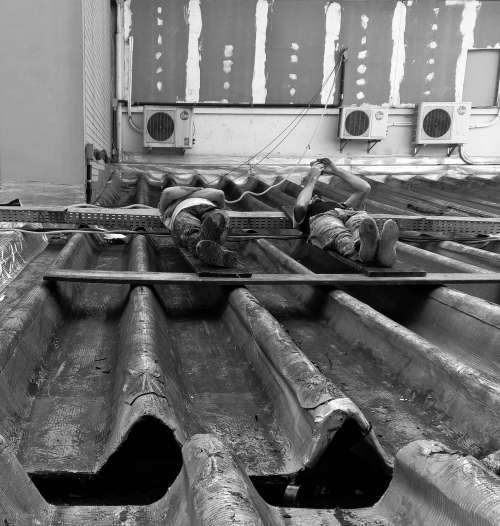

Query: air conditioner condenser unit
339 106 389 140
143 106 194 148
415 102 471 145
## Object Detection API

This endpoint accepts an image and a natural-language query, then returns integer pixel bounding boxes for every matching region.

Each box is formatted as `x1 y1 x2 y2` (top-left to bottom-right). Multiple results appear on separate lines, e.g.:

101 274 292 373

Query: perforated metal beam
1 206 500 235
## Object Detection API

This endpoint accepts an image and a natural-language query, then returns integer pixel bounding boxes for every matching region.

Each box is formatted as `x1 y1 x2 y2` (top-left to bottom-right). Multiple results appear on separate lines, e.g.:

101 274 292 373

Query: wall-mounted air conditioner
339 106 389 140
143 106 194 148
415 102 471 144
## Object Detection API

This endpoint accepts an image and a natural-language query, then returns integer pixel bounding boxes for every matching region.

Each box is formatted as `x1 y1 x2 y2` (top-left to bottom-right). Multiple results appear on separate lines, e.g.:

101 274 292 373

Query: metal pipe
115 0 124 160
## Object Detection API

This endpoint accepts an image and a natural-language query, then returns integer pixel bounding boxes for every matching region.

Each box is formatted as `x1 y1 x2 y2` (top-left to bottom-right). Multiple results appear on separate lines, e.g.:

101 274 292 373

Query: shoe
200 210 230 244
377 220 399 267
195 240 238 268
358 217 379 263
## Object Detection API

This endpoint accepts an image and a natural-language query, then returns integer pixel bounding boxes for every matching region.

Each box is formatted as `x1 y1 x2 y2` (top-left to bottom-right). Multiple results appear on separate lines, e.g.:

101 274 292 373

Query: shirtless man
293 158 399 267
159 186 237 267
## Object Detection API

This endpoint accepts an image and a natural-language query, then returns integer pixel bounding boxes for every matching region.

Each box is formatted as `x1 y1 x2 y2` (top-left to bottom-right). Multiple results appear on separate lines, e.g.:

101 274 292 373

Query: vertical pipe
115 0 124 161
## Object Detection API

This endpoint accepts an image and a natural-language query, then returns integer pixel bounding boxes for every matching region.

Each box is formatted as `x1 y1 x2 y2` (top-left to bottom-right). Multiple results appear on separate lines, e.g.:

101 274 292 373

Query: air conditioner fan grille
147 112 175 142
345 110 370 136
423 108 451 138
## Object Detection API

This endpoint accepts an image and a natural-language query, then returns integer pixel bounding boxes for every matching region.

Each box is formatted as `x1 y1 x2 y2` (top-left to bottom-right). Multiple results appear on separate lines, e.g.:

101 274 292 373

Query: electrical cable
224 57 344 204
220 52 346 183
127 35 142 134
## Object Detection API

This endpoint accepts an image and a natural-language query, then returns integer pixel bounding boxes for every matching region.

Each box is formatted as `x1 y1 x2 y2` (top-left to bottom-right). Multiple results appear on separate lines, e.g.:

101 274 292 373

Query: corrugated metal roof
0 165 499 524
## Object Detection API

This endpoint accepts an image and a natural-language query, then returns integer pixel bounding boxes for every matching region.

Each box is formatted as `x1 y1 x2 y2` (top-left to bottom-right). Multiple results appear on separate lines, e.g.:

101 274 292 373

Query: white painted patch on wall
427 58 435 65
157 17 164 26
124 0 133 40
155 52 162 60
321 2 341 105
224 81 230 90
221 98 228 103
156 67 163 74
426 72 435 82
157 81 163 91
289 73 297 80
157 7 162 14
455 0 480 102
224 45 234 58
252 0 268 104
361 35 367 45
157 35 163 45
357 64 367 74
223 59 233 73
358 50 368 59
356 78 366 86
291 42 299 51
290 88 296 96
356 91 365 100
290 55 298 63
431 24 438 31
433 8 440 16
360 14 369 30
424 90 431 95
185 0 202 102
428 41 438 49
389 1 406 106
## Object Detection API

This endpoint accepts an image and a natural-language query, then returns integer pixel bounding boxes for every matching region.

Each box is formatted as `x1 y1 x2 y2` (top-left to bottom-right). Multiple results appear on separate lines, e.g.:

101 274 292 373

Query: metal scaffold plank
2 206 500 234
43 269 500 286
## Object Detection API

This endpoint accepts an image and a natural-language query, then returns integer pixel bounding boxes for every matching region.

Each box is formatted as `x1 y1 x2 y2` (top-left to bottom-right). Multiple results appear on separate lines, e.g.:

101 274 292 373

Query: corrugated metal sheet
82 0 113 152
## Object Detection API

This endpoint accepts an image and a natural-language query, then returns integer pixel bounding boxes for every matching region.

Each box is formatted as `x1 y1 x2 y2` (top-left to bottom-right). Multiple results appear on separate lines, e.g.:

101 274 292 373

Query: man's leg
309 212 358 258
172 210 202 255
200 209 230 244
377 219 399 267
343 210 379 263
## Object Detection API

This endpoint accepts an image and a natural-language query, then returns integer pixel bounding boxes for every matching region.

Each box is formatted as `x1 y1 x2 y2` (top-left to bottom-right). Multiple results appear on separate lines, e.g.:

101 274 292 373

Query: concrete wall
83 0 114 153
129 0 500 107
120 106 500 163
0 0 85 192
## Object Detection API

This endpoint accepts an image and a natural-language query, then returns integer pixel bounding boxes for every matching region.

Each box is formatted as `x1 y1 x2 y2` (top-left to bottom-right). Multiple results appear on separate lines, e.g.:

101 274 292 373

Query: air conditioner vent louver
143 106 194 148
415 102 471 145
422 108 451 138
147 112 175 142
339 106 388 141
345 110 370 136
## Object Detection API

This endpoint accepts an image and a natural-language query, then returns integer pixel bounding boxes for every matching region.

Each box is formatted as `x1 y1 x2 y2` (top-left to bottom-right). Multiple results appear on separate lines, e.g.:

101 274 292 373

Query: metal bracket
367 140 380 154
413 144 423 156
447 144 458 157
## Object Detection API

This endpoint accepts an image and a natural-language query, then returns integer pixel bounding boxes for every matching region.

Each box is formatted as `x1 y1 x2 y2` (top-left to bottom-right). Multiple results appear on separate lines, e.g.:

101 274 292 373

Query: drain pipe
115 0 124 161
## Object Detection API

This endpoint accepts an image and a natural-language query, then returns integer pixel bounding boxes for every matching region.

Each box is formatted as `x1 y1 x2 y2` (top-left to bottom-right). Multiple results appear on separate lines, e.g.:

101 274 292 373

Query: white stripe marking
321 2 341 105
185 0 202 102
389 1 406 106
455 1 480 102
252 0 269 104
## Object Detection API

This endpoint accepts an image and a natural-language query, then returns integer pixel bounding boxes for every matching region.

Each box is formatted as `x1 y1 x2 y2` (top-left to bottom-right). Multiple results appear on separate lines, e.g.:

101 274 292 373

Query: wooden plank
178 246 252 278
43 269 500 286
326 251 426 277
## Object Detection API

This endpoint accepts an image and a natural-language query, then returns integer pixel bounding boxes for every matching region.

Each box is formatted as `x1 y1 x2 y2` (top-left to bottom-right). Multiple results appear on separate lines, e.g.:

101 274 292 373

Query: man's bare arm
293 163 323 225
321 159 370 210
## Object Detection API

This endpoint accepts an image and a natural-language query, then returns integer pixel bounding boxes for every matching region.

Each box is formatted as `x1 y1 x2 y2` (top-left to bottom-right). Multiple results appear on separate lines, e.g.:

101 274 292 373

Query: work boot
377 219 399 267
358 217 379 263
195 240 238 268
200 210 230 244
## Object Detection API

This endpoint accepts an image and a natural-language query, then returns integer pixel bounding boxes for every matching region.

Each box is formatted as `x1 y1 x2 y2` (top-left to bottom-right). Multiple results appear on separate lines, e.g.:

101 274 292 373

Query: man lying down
293 158 399 267
159 185 238 267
